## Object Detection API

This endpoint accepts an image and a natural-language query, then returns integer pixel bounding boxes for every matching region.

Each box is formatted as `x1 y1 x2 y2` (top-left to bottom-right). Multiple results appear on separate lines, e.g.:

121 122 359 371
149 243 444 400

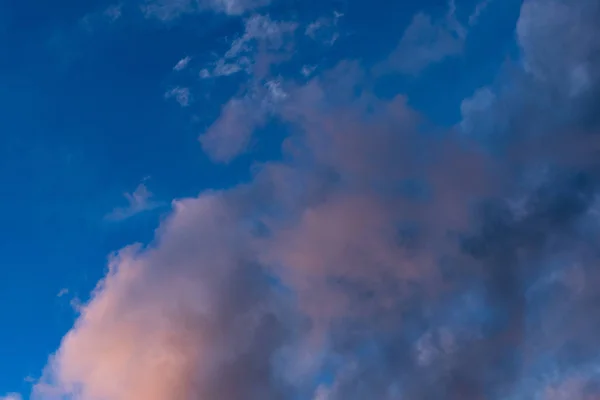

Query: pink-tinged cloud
32 0 600 398
36 194 296 400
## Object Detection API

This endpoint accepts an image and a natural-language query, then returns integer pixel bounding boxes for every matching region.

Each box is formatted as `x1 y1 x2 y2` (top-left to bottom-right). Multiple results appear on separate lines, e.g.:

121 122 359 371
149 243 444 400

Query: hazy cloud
142 0 271 20
200 14 297 79
173 56 191 71
378 0 466 75
165 86 192 106
105 182 165 222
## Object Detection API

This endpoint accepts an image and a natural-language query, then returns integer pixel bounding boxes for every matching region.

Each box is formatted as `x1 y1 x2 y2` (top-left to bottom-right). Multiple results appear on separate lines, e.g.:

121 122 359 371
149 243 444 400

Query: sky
0 0 599 398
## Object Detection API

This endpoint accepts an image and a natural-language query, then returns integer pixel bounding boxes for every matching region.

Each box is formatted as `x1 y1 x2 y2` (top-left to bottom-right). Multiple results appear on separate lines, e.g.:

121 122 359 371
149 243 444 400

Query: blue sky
1 0 600 399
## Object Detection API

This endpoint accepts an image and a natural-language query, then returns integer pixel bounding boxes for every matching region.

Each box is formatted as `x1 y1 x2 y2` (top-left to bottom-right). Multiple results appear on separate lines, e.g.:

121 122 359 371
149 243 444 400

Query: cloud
516 0 600 98
199 79 286 162
141 0 195 21
31 0 600 399
304 11 343 46
103 4 123 22
301 65 317 77
35 194 296 400
165 86 192 106
0 394 22 400
459 86 496 135
79 3 123 33
204 0 271 16
104 182 165 222
57 288 69 298
173 56 191 71
468 0 492 26
378 0 466 75
142 0 271 20
199 14 297 79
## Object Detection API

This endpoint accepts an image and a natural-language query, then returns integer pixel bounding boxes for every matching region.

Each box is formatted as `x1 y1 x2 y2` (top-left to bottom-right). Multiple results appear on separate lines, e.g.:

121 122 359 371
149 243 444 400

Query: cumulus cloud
35 193 298 400
105 182 165 222
103 4 123 21
30 0 600 399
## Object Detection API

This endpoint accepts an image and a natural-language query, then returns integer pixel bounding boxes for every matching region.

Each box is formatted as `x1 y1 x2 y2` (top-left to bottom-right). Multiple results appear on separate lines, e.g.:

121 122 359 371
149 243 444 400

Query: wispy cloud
57 288 69 298
142 0 271 20
378 0 466 75
164 86 191 106
103 4 123 22
173 55 191 71
468 0 492 26
79 3 123 32
104 182 165 222
199 14 297 79
199 78 286 162
301 64 317 77
304 11 343 46
0 394 22 400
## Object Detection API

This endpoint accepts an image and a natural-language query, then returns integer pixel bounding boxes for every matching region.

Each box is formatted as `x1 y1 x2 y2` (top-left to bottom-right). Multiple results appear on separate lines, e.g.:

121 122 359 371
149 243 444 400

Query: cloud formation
142 0 271 20
104 182 165 222
165 86 192 107
378 0 466 75
30 0 600 399
0 394 23 400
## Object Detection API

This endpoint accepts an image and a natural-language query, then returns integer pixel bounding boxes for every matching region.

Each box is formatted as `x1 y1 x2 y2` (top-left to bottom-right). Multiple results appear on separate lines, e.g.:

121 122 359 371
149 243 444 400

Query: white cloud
57 288 69 298
164 86 191 106
173 56 191 71
105 182 165 222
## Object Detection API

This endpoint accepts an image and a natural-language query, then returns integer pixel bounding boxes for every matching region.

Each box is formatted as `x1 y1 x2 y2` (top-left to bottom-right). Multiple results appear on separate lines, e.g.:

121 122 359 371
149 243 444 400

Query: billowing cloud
36 194 298 400
31 0 600 399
